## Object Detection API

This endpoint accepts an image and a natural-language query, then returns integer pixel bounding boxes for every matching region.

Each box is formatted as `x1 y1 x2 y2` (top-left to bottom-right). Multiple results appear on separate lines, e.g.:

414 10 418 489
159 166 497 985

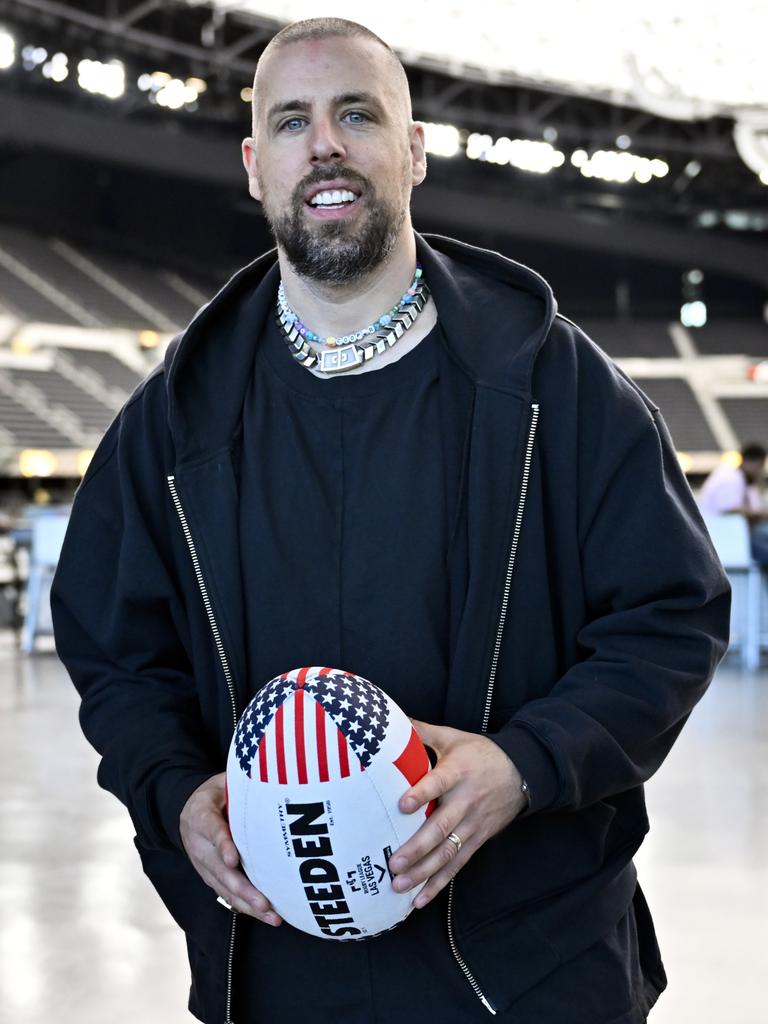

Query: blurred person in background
51 16 730 1024
699 442 768 565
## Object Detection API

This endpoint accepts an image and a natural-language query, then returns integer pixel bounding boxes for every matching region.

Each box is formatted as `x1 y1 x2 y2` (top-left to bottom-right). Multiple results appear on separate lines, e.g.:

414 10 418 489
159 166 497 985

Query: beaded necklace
277 264 423 348
275 264 430 375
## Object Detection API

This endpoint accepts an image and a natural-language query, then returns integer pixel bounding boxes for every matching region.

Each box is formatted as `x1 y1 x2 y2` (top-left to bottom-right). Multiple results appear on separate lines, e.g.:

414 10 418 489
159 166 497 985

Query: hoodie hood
165 233 557 465
415 234 556 391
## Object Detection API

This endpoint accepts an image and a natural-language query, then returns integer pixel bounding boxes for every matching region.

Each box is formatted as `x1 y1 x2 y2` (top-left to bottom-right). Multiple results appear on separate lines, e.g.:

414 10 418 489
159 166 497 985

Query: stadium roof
202 1 768 183
0 0 766 276
200 1 768 116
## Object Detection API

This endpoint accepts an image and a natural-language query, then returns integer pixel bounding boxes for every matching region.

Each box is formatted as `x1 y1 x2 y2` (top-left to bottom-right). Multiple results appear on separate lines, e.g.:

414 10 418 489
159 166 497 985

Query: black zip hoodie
52 233 730 1022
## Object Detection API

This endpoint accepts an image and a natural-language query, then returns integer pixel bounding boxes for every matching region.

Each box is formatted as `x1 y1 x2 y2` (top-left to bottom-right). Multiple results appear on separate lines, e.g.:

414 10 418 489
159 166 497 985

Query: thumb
410 718 446 755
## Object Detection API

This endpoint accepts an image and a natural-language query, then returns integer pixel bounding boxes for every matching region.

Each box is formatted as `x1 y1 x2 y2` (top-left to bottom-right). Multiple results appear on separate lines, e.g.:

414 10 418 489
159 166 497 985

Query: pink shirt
698 464 763 516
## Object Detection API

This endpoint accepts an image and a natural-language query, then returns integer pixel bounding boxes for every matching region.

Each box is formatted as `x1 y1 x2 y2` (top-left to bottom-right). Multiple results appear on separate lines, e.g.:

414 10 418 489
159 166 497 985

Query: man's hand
180 773 282 926
389 721 527 909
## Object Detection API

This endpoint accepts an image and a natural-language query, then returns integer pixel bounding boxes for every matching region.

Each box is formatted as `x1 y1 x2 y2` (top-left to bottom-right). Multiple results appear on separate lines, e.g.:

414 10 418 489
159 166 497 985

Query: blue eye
345 111 369 124
281 117 305 132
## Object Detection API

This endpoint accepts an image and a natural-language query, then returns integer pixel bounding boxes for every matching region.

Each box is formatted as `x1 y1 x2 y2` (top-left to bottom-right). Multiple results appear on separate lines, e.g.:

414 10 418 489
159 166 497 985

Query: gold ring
446 832 462 854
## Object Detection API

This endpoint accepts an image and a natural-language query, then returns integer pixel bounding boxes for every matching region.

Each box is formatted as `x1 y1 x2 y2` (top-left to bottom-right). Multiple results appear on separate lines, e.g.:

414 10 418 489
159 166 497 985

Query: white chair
702 515 762 670
20 509 70 653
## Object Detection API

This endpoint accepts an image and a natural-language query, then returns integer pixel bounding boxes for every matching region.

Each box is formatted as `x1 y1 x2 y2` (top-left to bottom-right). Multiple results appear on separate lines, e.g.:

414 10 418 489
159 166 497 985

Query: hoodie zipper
167 474 239 1024
445 402 540 1017
481 403 539 733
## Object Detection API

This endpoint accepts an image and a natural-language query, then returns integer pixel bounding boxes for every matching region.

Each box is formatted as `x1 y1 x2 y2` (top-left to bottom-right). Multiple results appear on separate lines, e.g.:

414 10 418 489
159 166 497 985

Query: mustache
291 166 370 206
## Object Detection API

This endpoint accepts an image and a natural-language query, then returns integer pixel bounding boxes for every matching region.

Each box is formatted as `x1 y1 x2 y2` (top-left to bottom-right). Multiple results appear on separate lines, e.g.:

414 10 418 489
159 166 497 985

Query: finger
392 821 471 894
189 833 283 925
211 869 283 925
409 719 452 753
399 760 457 814
211 819 240 869
390 805 465 875
193 803 241 871
412 839 477 909
227 889 283 926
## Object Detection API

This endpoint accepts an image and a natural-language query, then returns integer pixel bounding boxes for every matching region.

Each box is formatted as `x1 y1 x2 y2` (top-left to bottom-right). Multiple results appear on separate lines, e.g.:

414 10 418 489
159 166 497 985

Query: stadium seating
578 318 677 358
58 348 144 396
0 222 765 472
0 252 82 325
719 398 768 446
0 224 202 330
3 365 116 442
0 385 76 448
632 377 718 451
690 320 768 357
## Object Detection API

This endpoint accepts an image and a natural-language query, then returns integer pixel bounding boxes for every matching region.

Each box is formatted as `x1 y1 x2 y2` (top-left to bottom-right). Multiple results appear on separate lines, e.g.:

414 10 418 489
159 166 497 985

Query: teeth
310 189 358 206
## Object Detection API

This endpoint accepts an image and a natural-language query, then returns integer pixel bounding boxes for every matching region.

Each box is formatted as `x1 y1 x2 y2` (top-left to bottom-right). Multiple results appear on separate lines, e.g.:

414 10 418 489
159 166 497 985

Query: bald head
252 18 412 134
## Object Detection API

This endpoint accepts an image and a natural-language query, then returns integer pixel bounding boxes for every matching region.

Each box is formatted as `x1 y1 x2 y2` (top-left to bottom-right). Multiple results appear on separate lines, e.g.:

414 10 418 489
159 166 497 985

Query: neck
277 227 418 337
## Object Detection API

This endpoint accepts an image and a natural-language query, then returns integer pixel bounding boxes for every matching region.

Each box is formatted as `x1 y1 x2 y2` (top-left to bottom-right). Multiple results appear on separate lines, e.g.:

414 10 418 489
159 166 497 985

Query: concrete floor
1 636 766 1023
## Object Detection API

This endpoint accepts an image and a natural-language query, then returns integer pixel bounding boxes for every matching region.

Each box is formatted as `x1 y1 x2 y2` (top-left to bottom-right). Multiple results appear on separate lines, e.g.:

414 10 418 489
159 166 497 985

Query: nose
308 117 347 164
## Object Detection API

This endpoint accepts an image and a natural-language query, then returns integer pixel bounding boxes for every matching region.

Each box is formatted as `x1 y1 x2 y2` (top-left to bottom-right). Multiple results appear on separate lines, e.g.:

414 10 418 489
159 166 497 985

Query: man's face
242 36 426 284
742 457 766 484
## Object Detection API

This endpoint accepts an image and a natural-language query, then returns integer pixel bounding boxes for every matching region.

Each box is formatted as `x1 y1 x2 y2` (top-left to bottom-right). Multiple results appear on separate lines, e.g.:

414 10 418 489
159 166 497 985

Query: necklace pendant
318 343 363 373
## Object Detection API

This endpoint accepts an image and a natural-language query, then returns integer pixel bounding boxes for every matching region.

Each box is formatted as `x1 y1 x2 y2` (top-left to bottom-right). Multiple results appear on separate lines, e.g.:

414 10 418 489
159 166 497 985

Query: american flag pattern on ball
234 666 390 783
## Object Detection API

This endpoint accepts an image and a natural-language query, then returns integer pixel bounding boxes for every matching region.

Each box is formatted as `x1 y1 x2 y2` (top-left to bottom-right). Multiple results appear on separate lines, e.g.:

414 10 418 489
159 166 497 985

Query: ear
241 137 262 201
409 121 427 187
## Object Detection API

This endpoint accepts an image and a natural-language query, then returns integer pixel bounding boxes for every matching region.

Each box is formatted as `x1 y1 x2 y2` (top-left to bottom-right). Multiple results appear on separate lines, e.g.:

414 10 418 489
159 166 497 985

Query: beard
259 166 407 285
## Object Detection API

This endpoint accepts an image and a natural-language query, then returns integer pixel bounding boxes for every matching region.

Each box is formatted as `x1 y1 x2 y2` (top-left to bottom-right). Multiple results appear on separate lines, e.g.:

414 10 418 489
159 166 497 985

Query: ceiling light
697 211 719 227
77 450 95 477
42 52 68 82
77 58 125 99
467 133 563 173
574 148 669 184
423 123 461 158
19 449 57 478
724 210 751 230
681 301 707 328
0 28 15 70
22 45 48 67
721 450 742 468
155 78 199 109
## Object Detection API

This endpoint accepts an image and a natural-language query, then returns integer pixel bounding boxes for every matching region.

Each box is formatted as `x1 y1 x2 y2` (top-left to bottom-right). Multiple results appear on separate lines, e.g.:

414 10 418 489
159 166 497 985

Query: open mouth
305 188 362 213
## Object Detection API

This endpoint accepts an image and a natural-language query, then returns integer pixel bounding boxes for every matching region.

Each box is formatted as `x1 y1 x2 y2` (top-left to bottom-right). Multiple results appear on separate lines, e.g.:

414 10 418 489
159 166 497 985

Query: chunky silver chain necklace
275 272 431 375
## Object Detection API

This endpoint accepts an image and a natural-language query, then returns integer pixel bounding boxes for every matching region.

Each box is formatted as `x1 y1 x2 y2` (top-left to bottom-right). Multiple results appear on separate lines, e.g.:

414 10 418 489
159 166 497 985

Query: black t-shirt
239 314 459 722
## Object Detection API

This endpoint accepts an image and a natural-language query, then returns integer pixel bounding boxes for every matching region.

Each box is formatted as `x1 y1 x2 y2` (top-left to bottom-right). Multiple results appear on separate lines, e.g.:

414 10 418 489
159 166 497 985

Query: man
699 443 768 564
52 17 730 1024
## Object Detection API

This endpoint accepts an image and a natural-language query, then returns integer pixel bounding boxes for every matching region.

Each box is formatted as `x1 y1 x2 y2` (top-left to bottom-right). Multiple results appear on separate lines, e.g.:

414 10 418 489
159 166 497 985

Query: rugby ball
226 666 435 940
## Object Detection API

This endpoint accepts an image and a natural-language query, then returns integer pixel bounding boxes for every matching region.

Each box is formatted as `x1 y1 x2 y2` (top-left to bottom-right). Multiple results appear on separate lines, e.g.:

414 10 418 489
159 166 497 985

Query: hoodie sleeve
489 371 731 815
51 405 219 853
